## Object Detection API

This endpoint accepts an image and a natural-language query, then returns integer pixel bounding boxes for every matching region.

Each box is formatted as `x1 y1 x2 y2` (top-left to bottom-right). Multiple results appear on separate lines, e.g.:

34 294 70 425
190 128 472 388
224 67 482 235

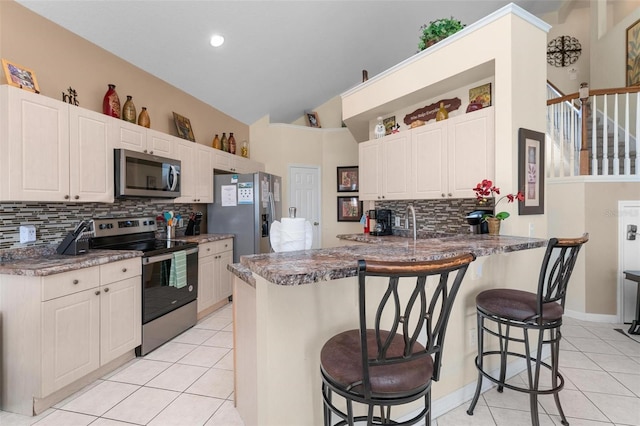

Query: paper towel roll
269 218 313 252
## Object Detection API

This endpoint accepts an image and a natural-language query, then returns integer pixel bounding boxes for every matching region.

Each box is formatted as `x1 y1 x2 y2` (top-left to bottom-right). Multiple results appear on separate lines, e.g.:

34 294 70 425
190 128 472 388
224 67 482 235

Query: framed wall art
305 111 321 128
2 58 39 93
337 166 358 192
173 112 196 142
469 82 491 107
626 18 640 86
518 128 545 215
337 196 362 222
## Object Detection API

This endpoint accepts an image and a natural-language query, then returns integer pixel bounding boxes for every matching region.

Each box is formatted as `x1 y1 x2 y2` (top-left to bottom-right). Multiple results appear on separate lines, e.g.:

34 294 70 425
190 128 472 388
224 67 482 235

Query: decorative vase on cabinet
122 96 136 123
436 102 448 121
102 84 121 118
137 107 150 128
221 133 228 152
229 132 236 155
212 134 221 150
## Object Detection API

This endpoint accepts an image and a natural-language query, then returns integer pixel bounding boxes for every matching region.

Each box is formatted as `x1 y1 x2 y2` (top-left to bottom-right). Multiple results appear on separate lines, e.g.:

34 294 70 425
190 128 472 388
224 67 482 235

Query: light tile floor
1 307 638 426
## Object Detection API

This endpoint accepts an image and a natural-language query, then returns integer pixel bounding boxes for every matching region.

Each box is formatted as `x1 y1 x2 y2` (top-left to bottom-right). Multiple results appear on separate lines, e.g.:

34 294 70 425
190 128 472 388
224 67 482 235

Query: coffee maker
465 209 492 234
369 209 393 236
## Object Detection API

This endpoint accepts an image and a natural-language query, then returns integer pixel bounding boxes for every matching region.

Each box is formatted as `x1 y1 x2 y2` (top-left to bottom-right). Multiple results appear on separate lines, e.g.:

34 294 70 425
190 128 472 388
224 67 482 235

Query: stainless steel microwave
115 149 181 198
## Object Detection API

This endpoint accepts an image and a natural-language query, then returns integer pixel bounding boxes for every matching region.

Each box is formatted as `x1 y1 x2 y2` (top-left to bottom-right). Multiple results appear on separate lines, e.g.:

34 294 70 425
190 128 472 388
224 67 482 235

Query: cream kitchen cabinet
197 239 233 318
112 119 174 157
0 86 113 202
0 258 141 415
213 149 265 174
175 140 213 203
358 132 411 201
359 107 494 201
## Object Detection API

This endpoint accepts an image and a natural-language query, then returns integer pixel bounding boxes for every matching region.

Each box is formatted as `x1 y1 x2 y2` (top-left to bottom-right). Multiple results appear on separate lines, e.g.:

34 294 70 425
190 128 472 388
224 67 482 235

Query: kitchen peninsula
229 233 547 425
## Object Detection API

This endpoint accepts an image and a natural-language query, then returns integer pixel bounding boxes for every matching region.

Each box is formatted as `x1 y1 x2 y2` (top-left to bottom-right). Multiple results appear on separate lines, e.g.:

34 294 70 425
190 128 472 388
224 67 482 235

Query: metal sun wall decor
547 35 582 67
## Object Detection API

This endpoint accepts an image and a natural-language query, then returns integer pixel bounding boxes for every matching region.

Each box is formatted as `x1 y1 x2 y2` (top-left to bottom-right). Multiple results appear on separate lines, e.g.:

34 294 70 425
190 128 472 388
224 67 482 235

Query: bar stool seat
467 234 589 426
321 254 476 426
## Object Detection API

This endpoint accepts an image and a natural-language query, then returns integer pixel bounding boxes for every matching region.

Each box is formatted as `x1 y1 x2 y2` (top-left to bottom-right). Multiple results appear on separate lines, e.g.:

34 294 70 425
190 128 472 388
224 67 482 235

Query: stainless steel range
90 217 198 356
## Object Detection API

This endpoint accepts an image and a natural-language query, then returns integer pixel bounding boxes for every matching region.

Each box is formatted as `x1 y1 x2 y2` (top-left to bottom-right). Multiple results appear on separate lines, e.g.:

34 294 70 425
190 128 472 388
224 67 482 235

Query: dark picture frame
305 111 321 128
626 18 640 86
1 58 39 93
337 166 359 192
337 196 362 222
173 112 196 142
518 128 545 215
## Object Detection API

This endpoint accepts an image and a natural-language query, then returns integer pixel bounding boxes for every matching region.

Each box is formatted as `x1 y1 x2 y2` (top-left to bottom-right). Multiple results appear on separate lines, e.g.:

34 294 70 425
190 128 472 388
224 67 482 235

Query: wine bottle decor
212 134 221 150
221 133 228 152
229 132 236 155
102 84 121 118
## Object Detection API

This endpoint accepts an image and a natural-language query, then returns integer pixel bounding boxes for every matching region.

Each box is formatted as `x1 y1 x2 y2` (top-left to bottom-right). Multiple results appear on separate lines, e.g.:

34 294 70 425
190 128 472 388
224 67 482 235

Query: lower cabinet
0 258 141 415
197 239 233 316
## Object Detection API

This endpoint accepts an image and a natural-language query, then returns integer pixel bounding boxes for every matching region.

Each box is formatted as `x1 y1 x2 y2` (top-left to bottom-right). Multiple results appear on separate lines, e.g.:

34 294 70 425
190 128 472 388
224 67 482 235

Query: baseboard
564 309 620 323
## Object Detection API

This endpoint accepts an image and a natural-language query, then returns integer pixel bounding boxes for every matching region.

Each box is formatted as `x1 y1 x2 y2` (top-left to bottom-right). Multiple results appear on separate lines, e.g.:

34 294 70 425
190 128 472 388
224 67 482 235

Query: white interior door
289 165 321 249
619 201 640 323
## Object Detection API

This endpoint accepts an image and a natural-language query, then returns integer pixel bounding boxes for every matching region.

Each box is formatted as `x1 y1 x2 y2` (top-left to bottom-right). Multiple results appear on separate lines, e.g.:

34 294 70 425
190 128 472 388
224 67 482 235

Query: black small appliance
465 210 493 234
185 212 203 236
370 209 393 236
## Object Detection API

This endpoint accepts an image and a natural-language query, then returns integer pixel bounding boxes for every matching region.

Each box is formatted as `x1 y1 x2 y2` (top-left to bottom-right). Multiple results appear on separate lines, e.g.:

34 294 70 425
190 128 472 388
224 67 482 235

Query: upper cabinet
175 140 213 204
359 108 494 201
112 120 174 157
0 85 113 202
213 149 265 174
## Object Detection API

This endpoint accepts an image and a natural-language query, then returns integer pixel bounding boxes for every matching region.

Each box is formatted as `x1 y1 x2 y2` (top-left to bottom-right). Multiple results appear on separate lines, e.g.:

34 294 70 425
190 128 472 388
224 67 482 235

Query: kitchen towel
270 218 313 252
169 250 187 289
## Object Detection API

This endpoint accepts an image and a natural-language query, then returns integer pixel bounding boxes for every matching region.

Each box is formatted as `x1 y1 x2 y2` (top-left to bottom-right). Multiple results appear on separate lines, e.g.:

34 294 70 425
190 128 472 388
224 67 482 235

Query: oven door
142 247 198 324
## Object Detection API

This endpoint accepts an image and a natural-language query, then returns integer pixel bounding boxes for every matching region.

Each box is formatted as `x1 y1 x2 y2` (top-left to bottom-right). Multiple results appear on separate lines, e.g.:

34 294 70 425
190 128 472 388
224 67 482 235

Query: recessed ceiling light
210 34 225 48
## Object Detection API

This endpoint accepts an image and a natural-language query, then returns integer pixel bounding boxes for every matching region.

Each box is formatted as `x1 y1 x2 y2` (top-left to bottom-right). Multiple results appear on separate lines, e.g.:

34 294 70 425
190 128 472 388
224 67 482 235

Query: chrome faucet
406 204 417 242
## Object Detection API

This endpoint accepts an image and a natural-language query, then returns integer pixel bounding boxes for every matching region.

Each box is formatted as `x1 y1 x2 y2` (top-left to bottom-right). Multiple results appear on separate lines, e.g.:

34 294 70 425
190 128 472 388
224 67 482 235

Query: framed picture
1 58 39 93
337 166 358 192
626 18 640 86
305 111 321 128
337 196 362 222
383 116 396 135
518 128 545 215
469 82 491 107
173 112 196 142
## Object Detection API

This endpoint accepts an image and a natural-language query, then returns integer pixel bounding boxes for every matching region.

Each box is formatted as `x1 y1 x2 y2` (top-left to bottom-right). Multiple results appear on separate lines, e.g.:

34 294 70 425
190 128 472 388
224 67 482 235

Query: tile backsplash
0 200 198 251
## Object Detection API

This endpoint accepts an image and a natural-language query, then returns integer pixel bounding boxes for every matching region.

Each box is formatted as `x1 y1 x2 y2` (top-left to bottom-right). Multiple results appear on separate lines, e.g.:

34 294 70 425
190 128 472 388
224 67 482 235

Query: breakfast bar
229 234 547 426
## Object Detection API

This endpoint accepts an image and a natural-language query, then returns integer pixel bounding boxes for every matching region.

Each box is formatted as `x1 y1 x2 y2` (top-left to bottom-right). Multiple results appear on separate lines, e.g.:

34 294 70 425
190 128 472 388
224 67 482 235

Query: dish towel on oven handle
169 250 187 289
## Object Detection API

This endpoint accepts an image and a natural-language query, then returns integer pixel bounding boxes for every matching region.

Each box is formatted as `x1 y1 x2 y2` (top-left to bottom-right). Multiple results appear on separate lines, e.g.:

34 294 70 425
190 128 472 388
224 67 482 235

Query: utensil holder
167 225 175 239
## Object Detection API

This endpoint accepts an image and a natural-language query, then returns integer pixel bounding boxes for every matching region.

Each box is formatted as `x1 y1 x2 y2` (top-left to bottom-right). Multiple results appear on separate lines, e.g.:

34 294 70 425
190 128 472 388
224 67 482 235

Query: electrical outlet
19 225 36 243
528 223 535 237
395 216 400 227
179 218 184 228
468 328 477 347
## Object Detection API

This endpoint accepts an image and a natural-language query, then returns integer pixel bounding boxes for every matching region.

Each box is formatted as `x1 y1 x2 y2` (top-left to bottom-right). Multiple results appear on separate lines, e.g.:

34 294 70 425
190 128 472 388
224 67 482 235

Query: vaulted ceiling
16 1 566 125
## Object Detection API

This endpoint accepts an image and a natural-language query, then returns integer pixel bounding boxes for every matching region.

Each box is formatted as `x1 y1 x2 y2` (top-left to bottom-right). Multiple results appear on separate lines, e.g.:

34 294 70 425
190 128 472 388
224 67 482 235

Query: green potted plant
472 179 524 235
418 17 465 51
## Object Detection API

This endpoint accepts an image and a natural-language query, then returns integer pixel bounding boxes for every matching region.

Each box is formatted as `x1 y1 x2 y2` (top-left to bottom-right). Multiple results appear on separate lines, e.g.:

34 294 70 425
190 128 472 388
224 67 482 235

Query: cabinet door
100 277 141 365
197 250 216 314
147 129 174 157
381 133 411 200
2 86 70 201
174 139 196 203
195 144 213 203
412 122 448 199
234 156 265 173
215 249 234 302
113 120 146 152
358 139 381 201
42 289 100 396
69 107 114 202
212 150 237 172
447 108 495 198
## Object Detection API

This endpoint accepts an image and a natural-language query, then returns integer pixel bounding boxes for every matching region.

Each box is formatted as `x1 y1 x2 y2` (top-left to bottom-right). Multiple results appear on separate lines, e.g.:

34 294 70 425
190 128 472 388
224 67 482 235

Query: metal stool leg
551 328 569 425
497 323 510 393
467 312 485 415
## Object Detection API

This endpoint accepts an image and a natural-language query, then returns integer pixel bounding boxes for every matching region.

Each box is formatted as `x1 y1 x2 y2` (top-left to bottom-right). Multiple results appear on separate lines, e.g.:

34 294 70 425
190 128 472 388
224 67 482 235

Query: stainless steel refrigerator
207 172 282 263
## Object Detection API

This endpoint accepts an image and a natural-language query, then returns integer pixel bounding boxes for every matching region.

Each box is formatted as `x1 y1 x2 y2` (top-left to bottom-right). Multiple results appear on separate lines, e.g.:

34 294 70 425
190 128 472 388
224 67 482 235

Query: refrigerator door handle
268 191 276 251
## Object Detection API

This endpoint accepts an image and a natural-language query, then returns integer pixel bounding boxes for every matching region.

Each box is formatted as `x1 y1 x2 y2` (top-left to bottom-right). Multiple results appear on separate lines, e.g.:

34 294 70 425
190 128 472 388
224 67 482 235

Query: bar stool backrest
536 233 589 321
357 253 475 399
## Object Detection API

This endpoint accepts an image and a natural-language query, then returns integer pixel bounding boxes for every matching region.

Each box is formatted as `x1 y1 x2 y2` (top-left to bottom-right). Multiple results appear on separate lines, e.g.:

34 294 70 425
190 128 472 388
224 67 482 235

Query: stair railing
547 83 639 178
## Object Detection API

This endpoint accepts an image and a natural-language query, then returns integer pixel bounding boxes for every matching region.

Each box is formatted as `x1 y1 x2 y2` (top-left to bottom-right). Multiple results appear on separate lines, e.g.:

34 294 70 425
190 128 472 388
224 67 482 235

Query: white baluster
613 93 619 175
591 94 598 175
602 94 609 176
624 93 630 175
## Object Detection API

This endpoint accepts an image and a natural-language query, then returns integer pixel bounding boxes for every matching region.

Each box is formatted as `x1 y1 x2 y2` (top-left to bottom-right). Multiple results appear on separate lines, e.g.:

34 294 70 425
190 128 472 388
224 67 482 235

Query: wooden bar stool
467 234 589 426
320 253 476 426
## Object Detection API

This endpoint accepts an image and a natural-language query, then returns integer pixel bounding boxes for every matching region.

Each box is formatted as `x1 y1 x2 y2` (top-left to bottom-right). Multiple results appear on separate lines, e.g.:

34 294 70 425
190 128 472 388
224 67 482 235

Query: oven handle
144 247 198 264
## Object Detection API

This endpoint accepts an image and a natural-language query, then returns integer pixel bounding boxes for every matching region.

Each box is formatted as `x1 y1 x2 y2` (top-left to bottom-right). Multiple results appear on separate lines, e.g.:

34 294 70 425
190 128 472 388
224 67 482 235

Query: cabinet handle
122 268 127 273
144 150 148 153
64 195 70 200
73 279 79 285
95 290 100 295
104 287 109 293
149 151 154 154
441 193 445 198
448 193 452 197
207 248 210 252
74 195 79 200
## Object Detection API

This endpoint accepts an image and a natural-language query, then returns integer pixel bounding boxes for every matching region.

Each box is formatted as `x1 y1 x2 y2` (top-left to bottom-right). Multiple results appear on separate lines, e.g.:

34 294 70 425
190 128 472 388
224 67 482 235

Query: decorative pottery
241 140 249 158
137 107 150 128
436 102 448 121
228 132 236 155
374 117 385 139
221 133 228 152
122 95 136 123
486 217 501 236
102 84 121 118
212 134 221 150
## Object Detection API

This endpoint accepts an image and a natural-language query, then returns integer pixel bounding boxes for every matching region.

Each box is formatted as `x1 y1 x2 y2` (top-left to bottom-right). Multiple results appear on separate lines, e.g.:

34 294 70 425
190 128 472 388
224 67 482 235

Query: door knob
313 222 319 226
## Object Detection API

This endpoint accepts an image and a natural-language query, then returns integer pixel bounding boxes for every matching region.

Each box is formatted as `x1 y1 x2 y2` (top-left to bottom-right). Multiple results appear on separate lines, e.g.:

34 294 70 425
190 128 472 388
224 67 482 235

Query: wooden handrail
547 85 640 106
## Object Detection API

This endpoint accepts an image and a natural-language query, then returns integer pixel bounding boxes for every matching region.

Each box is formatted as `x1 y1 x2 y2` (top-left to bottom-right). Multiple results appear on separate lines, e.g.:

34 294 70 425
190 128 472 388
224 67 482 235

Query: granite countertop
229 233 548 286
175 233 235 244
0 246 142 277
